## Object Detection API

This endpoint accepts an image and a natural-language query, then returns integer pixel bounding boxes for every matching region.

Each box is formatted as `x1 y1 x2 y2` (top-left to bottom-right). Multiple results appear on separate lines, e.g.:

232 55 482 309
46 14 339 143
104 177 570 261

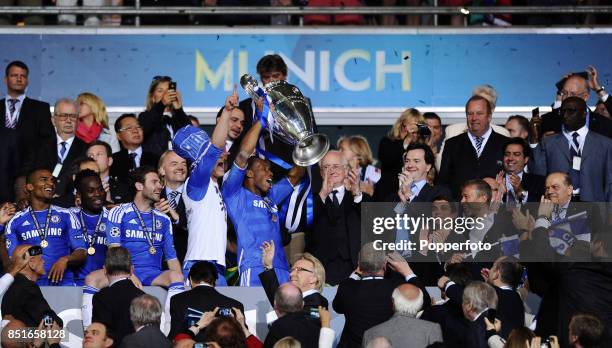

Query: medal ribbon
79 210 104 250
28 206 53 244
131 204 156 251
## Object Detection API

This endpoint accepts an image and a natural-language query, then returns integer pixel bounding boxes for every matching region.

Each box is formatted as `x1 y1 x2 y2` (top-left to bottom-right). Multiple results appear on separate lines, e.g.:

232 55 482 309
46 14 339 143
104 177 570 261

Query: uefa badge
99 223 106 232
156 220 162 229
110 227 120 238
51 215 60 224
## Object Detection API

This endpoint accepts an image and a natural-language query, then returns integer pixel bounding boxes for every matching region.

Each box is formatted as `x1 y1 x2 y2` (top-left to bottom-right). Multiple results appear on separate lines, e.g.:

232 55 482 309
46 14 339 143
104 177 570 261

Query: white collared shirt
302 289 319 298
129 146 143 168
4 94 26 126
165 184 184 206
408 179 427 201
327 185 362 204
225 140 234 152
56 134 75 164
562 124 588 154
467 127 493 157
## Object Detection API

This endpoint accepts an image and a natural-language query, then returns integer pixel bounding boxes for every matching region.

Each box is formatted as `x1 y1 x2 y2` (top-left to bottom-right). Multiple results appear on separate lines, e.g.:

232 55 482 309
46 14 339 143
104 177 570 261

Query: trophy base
293 133 330 167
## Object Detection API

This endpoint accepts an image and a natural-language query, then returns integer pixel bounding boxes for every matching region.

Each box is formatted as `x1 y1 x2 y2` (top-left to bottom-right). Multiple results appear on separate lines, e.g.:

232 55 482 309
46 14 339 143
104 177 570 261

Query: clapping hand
260 240 275 269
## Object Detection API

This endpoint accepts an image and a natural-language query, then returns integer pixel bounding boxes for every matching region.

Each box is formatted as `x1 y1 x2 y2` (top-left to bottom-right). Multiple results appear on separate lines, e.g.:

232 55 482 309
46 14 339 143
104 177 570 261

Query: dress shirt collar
467 126 493 156
5 94 25 103
472 308 490 322
56 134 75 146
411 179 427 198
562 124 588 152
330 184 346 203
165 184 184 197
302 289 319 298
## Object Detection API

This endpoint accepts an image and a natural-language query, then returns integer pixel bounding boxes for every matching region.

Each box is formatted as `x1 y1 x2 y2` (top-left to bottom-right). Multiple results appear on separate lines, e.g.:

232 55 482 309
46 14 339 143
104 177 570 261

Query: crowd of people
1 1 611 27
0 54 610 348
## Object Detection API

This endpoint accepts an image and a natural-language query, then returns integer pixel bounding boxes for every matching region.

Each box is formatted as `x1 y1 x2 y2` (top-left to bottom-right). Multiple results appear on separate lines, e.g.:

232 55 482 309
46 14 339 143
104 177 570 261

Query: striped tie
475 136 484 157
58 141 67 164
168 190 179 210
6 99 19 128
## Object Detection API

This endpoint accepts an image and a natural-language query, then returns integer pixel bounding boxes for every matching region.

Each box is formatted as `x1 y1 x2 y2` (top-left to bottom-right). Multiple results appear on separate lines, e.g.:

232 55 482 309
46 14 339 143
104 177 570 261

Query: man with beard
222 117 305 286
532 97 612 202
172 92 235 285
4 168 86 286
105 166 184 333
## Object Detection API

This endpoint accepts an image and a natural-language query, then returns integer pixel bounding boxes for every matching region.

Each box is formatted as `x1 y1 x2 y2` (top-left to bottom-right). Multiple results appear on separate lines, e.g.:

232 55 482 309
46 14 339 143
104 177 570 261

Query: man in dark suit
168 261 244 341
541 70 612 139
1 61 55 202
481 256 525 339
533 97 612 202
308 150 365 285
501 138 545 204
120 294 171 348
259 241 328 310
1 245 62 328
110 114 160 199
421 264 473 348
25 98 88 201
333 243 431 348
263 283 320 348
158 150 188 264
438 95 510 199
92 247 145 346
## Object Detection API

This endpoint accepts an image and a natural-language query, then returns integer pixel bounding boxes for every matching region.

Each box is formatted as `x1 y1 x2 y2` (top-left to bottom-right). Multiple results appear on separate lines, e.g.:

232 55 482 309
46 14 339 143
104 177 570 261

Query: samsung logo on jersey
253 200 267 209
88 235 107 245
21 228 64 240
125 230 163 241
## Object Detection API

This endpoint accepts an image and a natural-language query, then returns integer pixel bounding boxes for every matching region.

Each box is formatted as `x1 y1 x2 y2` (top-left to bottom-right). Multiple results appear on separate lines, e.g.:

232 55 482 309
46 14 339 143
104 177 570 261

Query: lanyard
79 210 103 249
28 206 53 243
132 204 156 250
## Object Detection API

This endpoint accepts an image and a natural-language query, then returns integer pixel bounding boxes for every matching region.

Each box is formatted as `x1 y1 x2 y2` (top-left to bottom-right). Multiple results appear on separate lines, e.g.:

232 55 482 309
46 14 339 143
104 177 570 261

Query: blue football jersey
221 164 293 271
4 205 86 285
106 203 177 272
70 207 109 285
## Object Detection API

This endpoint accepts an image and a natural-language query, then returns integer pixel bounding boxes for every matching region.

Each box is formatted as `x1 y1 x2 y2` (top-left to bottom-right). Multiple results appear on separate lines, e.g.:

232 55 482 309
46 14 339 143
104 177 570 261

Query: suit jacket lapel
581 132 595 162
16 97 30 129
0 99 5 128
462 133 478 159
553 135 571 163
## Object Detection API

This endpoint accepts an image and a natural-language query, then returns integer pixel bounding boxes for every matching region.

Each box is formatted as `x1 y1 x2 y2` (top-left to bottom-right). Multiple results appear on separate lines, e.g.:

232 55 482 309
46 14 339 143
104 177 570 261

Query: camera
217 308 233 317
43 315 54 327
540 339 552 348
416 123 432 138
304 307 320 320
194 343 210 348
169 81 177 91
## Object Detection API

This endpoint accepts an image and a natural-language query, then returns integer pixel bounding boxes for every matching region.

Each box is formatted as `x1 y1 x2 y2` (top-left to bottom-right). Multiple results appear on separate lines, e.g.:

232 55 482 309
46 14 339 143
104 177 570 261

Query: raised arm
212 85 239 149
235 121 263 169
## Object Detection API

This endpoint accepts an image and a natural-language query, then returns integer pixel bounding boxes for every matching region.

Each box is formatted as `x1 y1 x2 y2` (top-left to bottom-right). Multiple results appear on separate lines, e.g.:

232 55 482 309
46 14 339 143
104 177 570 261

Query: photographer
139 76 192 156
1 245 63 329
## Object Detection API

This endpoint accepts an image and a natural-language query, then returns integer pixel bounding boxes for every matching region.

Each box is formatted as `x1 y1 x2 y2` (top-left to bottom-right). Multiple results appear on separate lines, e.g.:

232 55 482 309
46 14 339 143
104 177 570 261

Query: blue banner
1 30 611 108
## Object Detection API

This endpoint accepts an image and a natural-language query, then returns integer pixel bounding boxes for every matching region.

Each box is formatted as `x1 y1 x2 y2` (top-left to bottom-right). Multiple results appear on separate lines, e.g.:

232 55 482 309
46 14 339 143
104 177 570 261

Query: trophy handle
292 133 330 167
240 74 260 101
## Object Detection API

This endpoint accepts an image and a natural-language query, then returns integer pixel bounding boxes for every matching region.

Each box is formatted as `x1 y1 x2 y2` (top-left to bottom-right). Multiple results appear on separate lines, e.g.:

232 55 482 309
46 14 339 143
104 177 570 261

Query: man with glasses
540 66 612 139
110 114 160 201
308 150 363 285
25 98 88 204
4 168 87 286
222 118 305 287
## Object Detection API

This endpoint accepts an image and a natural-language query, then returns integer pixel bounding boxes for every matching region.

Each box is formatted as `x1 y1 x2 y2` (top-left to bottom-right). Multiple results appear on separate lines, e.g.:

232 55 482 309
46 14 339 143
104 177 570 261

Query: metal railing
2 5 612 15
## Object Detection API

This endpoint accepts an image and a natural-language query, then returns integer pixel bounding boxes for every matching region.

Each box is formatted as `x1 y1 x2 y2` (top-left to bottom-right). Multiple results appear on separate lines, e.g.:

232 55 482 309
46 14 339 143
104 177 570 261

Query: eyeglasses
54 113 78 120
290 266 314 274
321 164 346 172
119 125 142 133
560 91 587 98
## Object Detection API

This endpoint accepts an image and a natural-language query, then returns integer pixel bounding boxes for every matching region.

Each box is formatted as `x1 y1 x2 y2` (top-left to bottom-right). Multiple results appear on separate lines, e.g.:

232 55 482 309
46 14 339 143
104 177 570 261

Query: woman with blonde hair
374 108 425 201
76 92 120 152
337 135 380 196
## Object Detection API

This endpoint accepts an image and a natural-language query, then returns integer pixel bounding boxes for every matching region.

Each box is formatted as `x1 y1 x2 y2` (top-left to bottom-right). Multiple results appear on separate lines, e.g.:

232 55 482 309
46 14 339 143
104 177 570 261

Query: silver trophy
240 74 329 166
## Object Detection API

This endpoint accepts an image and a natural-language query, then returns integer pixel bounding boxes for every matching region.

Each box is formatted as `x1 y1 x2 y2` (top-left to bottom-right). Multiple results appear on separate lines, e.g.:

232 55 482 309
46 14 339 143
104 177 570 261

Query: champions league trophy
240 74 329 166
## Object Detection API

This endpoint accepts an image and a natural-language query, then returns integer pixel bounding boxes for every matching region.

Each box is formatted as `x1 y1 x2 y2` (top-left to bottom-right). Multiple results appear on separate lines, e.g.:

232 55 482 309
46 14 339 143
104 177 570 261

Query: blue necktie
129 152 137 171
58 141 67 164
168 190 179 210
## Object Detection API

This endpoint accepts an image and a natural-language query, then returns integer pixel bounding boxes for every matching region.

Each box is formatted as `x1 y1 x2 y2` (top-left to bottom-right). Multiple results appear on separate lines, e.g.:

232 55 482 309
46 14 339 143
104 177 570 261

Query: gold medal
87 247 96 255
149 246 157 255
40 240 48 248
